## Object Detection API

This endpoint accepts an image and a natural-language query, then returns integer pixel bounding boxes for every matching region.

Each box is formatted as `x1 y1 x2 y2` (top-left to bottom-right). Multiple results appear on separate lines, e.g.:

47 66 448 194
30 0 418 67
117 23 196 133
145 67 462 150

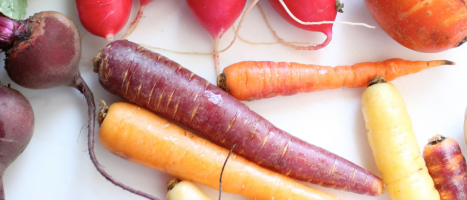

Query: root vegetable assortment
218 59 453 101
423 135 467 200
364 0 467 52
0 85 34 199
99 102 340 200
93 39 384 196
0 11 155 199
361 77 440 200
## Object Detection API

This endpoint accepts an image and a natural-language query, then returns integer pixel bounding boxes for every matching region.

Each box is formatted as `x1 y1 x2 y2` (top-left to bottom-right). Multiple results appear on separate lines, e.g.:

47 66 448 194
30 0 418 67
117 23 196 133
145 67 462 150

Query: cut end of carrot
217 73 226 91
428 134 446 145
367 76 387 87
167 178 182 191
98 100 109 126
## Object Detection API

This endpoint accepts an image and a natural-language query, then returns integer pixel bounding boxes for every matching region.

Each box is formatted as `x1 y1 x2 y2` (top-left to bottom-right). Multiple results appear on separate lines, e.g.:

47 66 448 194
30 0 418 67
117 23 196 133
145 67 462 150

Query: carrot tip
444 60 455 65
428 134 446 145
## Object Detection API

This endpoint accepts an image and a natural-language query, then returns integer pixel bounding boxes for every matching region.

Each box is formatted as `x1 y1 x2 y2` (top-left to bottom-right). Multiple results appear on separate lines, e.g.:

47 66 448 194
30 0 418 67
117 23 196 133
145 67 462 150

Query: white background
1 0 466 199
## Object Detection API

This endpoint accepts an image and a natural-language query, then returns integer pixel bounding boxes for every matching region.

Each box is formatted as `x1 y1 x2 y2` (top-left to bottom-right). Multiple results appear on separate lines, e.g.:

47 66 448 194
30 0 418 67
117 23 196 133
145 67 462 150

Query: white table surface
1 0 466 199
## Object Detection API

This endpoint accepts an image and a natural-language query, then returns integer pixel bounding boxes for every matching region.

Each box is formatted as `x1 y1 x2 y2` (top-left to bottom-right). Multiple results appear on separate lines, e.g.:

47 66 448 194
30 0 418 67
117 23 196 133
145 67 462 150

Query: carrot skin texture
423 135 467 200
364 0 467 52
220 59 452 101
100 102 341 200
94 40 384 196
361 80 440 200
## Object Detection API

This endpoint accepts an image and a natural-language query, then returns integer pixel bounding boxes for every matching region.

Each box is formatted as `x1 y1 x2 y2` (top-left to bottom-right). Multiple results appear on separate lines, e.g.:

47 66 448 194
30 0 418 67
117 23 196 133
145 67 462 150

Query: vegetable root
0 84 34 200
167 178 212 200
0 11 154 199
364 0 467 52
93 40 384 196
361 76 440 200
218 59 453 101
99 102 341 200
75 0 132 41
423 135 467 200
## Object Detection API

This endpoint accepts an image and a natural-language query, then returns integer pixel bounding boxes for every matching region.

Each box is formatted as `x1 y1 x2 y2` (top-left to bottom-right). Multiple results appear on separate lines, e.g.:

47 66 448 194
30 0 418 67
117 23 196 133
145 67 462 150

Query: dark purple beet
0 84 34 200
4 12 80 89
0 11 154 199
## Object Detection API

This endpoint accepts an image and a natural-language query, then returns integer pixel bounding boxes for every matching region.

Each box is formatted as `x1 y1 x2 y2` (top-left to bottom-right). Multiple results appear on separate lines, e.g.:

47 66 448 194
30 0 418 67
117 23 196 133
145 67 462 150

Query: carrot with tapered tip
218 59 454 101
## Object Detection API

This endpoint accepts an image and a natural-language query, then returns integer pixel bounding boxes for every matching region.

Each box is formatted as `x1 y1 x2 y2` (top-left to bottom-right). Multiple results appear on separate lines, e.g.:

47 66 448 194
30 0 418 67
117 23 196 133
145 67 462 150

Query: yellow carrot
361 77 440 200
167 178 212 200
98 102 340 200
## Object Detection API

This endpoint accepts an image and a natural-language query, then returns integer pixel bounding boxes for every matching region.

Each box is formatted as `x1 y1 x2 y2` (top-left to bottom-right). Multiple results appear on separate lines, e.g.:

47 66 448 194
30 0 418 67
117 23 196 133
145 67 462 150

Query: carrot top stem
427 134 446 145
167 178 182 191
217 73 226 91
368 76 387 87
98 100 109 125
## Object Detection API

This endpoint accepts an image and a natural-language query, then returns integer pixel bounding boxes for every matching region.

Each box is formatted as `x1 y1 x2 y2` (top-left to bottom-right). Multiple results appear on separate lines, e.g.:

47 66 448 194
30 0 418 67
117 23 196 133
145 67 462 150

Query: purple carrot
93 39 384 196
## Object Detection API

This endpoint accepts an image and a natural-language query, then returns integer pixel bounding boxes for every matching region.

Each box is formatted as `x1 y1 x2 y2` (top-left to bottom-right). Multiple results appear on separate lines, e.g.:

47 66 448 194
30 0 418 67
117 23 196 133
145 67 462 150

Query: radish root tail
122 5 148 39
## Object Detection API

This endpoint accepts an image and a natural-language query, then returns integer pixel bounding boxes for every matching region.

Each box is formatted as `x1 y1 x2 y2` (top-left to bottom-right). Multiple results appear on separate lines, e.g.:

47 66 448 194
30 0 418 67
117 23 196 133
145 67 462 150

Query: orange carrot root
219 59 454 101
99 102 341 200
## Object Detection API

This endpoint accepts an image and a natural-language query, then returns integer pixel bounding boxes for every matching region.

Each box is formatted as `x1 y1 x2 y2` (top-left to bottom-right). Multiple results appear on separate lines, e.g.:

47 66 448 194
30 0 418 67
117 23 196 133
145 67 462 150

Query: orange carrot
98 102 341 200
423 135 467 200
218 58 454 101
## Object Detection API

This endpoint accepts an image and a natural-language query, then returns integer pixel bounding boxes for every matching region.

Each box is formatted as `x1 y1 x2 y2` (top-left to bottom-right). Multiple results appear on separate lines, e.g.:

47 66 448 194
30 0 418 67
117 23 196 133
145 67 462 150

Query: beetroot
0 11 154 199
0 84 34 200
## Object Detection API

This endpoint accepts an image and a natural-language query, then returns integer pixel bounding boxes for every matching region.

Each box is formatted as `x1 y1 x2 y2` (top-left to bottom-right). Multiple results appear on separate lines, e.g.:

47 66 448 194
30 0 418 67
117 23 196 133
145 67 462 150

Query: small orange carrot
98 102 341 200
218 59 454 101
423 135 467 200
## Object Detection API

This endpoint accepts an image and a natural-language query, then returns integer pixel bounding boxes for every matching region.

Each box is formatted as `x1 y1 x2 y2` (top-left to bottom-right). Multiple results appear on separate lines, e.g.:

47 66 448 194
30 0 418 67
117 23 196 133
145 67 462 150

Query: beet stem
72 75 160 200
0 15 26 51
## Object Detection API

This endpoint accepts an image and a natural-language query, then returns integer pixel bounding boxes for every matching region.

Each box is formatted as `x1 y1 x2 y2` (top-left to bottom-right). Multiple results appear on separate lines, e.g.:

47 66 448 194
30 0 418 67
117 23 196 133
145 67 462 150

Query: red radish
186 0 247 75
122 0 155 39
0 11 155 199
0 84 34 200
75 0 132 41
267 0 342 50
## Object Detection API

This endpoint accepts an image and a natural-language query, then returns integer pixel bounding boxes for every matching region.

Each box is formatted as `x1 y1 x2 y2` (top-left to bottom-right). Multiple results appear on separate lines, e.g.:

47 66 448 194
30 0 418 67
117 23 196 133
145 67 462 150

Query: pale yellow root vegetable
167 178 212 200
361 77 440 200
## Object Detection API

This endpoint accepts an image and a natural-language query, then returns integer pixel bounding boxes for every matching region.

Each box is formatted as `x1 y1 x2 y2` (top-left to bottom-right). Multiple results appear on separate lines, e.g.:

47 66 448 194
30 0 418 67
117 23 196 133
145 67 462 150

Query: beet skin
0 85 34 200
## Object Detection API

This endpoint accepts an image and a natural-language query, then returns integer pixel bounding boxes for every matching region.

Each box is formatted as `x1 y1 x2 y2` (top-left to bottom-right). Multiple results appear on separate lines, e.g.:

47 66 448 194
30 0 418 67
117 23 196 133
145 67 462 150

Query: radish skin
93 40 384 196
267 0 340 50
75 0 132 41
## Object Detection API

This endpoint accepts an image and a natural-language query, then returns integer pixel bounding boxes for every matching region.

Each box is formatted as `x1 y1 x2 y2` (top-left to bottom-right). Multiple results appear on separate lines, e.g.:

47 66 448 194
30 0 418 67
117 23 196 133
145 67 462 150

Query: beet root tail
72 75 160 200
